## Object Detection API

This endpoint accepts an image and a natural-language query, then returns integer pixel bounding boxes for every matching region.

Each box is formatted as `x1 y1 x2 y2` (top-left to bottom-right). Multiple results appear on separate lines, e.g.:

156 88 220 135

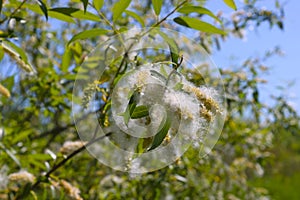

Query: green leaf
178 6 221 23
93 0 104 10
112 0 131 22
119 90 139 125
81 0 88 13
36 0 48 20
131 105 149 119
223 0 237 10
156 30 180 67
150 70 167 82
68 28 109 46
173 82 183 91
125 10 145 27
49 7 101 21
2 40 35 73
0 143 21 166
0 46 4 61
160 65 168 78
2 39 29 63
11 129 32 144
174 16 226 35
49 7 78 15
0 0 3 15
72 10 101 21
148 114 171 151
25 4 75 23
61 47 72 72
152 0 163 15
48 10 75 23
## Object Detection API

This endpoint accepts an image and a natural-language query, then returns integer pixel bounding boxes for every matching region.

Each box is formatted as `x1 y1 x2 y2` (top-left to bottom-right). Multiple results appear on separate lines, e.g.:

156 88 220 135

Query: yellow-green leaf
155 30 180 68
125 10 145 27
148 114 171 151
0 46 4 61
49 7 101 22
131 105 149 119
112 0 131 21
178 6 221 23
48 10 75 23
61 47 72 72
93 0 104 10
68 28 109 46
174 16 226 35
223 0 237 10
152 0 163 15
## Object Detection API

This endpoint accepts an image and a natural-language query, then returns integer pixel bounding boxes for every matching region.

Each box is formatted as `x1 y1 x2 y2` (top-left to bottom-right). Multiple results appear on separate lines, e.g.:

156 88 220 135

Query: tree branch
31 131 113 190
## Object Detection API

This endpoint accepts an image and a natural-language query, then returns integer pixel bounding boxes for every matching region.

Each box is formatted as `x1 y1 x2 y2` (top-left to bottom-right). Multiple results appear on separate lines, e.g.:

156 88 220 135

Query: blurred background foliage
0 0 299 199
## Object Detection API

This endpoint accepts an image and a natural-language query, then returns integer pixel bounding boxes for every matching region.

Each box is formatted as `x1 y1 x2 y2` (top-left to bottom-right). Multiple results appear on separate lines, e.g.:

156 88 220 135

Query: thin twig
31 131 112 190
151 0 189 29
31 1 190 190
0 0 28 24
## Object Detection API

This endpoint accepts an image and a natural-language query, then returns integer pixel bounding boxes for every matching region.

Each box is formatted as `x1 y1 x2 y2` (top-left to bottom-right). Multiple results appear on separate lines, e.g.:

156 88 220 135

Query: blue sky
208 0 300 112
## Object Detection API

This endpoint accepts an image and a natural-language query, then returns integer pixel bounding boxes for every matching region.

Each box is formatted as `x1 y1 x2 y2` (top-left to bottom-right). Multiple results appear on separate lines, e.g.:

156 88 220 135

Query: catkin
0 83 10 98
59 141 87 155
8 171 36 184
183 85 220 114
1 43 34 73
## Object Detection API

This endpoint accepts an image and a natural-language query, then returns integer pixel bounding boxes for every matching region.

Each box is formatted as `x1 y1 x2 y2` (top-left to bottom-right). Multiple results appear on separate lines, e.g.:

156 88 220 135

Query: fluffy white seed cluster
59 141 87 155
113 63 222 151
51 179 83 200
8 171 36 184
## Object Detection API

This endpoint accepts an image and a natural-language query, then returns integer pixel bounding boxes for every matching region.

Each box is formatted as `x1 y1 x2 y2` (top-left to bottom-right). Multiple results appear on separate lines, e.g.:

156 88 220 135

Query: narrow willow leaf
174 16 226 35
152 0 163 15
0 46 4 61
125 10 145 27
156 30 179 67
49 7 78 15
93 0 104 10
223 0 237 10
1 40 35 73
36 0 48 20
150 70 167 83
148 114 171 151
72 10 101 21
112 0 131 22
68 29 109 45
160 65 168 78
131 105 149 119
136 137 153 154
119 90 139 125
25 4 75 23
80 0 88 13
0 0 3 15
0 143 21 166
49 7 101 21
173 82 183 91
61 47 72 72
48 10 75 23
178 6 221 23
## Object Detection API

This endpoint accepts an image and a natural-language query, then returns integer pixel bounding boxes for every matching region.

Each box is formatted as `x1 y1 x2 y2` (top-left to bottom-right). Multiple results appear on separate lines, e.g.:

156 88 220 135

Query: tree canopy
0 0 299 199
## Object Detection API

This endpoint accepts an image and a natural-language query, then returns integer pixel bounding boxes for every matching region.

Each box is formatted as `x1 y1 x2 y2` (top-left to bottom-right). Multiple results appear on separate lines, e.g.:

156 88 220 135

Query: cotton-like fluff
8 171 36 184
